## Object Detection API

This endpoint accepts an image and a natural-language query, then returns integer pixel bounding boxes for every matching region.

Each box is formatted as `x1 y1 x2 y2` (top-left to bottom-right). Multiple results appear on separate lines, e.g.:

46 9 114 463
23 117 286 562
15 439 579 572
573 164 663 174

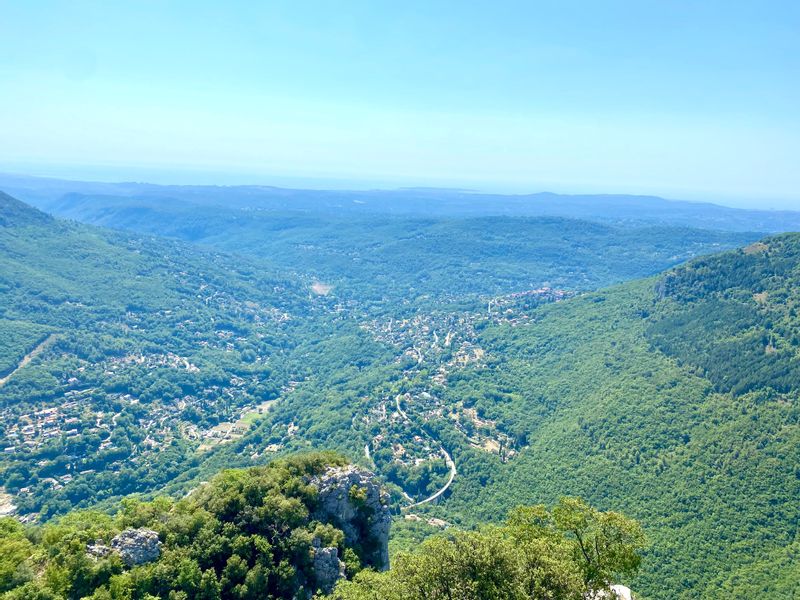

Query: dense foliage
24 190 758 308
334 498 644 600
0 455 643 600
417 240 800 598
0 193 350 517
0 453 370 600
0 320 50 377
3 190 799 598
649 235 800 394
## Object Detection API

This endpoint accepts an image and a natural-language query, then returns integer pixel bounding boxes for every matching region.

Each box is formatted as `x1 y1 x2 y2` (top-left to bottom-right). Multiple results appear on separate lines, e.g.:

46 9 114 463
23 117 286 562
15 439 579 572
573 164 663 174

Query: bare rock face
311 538 346 594
111 528 162 566
610 585 633 600
311 465 391 571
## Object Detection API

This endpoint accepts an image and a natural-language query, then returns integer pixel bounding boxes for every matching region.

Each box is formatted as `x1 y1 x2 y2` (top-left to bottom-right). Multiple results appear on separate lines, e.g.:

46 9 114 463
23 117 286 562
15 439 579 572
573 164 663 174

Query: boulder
111 528 162 566
311 465 391 570
610 585 633 600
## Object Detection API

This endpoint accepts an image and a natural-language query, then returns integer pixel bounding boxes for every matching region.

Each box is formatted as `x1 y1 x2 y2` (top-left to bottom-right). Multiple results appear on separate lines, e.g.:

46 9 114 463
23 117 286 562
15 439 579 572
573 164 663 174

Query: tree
334 498 645 600
0 518 34 592
552 497 645 591
198 569 221 600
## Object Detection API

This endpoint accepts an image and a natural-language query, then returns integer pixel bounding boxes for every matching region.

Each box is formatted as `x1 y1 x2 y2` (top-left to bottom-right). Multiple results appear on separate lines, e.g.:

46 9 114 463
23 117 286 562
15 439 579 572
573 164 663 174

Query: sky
0 1 798 208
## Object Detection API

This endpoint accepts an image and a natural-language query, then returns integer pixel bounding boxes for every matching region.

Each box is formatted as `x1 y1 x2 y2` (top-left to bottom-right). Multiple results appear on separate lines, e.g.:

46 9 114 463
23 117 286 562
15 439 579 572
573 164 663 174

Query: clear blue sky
1 1 798 207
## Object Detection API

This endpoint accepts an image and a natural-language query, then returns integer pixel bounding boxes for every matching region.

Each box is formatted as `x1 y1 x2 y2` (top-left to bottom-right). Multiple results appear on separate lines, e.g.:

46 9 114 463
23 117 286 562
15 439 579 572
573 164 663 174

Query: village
0 281 570 520
356 288 573 504
360 287 570 471
0 344 289 520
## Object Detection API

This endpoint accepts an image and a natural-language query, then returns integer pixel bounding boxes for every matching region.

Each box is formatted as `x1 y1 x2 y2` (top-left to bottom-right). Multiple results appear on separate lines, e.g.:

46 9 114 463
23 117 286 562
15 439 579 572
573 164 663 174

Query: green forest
2 191 799 598
28 191 758 308
0 453 645 600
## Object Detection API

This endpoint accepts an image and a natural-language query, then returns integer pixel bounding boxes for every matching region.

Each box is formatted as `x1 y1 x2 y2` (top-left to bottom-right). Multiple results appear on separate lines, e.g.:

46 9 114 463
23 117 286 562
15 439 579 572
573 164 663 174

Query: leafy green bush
333 497 644 600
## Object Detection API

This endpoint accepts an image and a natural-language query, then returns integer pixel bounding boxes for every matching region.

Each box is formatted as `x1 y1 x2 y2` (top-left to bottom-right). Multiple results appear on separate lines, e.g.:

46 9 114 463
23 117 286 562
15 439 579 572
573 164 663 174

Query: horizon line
1 166 798 212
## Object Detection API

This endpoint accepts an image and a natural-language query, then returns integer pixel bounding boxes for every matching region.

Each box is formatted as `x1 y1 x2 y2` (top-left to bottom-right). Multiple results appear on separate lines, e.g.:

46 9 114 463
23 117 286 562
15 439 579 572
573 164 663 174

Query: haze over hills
0 174 773 311
1 189 800 598
3 1 799 597
3 172 800 231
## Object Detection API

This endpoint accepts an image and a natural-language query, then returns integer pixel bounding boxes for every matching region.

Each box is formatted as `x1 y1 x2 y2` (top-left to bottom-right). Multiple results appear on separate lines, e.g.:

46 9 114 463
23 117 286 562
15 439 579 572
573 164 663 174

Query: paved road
395 394 409 420
391 392 457 509
405 446 456 508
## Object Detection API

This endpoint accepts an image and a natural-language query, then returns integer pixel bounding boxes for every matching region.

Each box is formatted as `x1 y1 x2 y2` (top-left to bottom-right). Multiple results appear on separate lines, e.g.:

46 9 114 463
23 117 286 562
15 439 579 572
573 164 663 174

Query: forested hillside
15 190 759 307
0 453 388 599
3 0 798 597
3 192 799 598
223 232 799 599
0 190 756 518
410 236 800 598
0 452 645 600
0 193 391 518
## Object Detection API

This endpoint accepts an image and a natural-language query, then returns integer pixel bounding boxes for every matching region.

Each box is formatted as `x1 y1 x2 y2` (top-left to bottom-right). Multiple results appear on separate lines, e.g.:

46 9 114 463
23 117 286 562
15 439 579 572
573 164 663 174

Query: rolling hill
2 191 799 598
410 235 800 598
4 172 800 231
0 192 370 518
0 179 762 309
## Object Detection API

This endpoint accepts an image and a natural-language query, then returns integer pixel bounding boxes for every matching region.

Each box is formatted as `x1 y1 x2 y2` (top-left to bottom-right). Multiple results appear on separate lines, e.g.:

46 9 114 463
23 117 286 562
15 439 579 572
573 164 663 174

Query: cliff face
311 464 392 571
311 538 346 594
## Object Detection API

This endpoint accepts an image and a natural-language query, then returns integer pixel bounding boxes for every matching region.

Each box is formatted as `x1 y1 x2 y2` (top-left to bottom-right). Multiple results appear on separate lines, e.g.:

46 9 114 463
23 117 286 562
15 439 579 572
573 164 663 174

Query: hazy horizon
2 2 799 209
2 162 799 212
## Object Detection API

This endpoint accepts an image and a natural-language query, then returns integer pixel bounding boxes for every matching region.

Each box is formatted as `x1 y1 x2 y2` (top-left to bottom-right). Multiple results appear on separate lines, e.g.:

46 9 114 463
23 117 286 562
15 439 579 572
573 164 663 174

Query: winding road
395 394 409 420
405 446 456 508
390 394 457 509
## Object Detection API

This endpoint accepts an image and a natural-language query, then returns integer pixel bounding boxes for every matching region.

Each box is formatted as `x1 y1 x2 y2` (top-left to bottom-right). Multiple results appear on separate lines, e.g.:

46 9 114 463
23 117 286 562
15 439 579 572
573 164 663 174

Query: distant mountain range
2 172 800 231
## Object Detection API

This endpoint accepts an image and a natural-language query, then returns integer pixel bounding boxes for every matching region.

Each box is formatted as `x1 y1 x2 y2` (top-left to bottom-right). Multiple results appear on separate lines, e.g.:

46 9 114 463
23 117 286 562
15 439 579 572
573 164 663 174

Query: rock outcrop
610 585 633 600
86 540 113 559
311 464 391 571
311 538 346 594
111 528 162 566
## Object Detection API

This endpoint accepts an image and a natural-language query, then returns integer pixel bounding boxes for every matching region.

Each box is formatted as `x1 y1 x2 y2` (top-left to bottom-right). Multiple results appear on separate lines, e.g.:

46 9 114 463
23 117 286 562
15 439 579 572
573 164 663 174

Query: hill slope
182 228 800 598
0 454 391 599
0 194 393 519
3 193 798 597
415 235 800 598
9 190 760 308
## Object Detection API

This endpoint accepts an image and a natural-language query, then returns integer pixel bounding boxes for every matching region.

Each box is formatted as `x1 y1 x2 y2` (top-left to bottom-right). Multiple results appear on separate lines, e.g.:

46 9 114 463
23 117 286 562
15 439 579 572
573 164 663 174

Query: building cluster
1 393 104 454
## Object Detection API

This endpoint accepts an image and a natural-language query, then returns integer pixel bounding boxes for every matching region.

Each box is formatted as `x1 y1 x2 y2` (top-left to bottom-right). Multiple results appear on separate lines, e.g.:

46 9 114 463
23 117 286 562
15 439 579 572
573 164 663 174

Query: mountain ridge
2 172 799 231
0 191 52 227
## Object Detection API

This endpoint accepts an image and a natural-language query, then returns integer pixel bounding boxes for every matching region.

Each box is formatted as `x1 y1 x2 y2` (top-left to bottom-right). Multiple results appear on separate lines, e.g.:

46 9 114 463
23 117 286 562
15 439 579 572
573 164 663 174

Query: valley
1 187 799 598
3 6 797 597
